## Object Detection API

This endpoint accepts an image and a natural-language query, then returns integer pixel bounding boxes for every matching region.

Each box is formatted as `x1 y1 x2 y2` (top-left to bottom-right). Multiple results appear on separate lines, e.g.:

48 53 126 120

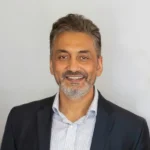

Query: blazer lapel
37 99 54 150
90 92 115 150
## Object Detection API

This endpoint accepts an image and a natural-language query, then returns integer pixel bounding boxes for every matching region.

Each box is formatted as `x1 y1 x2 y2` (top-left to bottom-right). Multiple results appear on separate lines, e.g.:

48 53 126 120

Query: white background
0 0 150 143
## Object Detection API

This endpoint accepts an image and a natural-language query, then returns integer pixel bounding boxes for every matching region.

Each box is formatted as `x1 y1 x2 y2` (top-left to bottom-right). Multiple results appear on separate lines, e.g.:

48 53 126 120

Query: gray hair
49 13 101 57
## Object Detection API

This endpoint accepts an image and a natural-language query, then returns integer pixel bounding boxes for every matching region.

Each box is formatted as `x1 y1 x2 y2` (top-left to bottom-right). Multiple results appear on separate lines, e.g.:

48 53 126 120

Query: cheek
53 62 67 75
88 62 98 72
83 64 97 77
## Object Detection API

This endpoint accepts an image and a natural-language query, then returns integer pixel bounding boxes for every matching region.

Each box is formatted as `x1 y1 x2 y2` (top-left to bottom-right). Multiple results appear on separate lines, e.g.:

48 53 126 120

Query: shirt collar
52 87 99 118
87 87 98 116
52 92 60 115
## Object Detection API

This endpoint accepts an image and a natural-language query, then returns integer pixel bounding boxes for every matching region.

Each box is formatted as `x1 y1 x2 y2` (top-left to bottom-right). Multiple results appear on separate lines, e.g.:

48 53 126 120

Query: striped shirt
50 89 98 150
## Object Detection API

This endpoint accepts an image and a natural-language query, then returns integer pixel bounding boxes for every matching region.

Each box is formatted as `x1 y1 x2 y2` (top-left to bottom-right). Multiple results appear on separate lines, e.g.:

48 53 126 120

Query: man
1 14 150 150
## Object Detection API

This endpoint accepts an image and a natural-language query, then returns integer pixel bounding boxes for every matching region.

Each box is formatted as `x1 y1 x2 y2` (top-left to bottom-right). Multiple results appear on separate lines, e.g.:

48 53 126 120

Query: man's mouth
65 75 85 82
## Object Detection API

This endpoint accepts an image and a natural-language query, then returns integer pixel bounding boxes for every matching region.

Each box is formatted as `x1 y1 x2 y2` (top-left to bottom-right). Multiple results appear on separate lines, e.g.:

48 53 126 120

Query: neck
59 86 95 122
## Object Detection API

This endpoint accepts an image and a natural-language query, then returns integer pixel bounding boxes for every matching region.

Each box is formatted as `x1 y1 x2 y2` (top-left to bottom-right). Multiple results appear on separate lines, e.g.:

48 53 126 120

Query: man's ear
50 59 54 75
96 56 103 76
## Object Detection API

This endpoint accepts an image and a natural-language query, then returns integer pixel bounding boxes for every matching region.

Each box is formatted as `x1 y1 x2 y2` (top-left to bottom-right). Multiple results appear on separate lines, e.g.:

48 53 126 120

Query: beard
58 70 95 100
60 81 92 100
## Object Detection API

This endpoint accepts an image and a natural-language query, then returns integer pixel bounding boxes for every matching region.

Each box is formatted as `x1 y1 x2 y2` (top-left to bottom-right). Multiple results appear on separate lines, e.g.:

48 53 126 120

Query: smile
65 75 85 82
67 76 83 79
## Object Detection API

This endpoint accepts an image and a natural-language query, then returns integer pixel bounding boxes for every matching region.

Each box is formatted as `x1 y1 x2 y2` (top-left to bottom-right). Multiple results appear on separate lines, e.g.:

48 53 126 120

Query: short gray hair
49 13 101 57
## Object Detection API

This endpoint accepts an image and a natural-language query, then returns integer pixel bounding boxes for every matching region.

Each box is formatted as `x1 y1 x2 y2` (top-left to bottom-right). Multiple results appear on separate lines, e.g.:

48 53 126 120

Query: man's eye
58 56 68 60
80 56 89 60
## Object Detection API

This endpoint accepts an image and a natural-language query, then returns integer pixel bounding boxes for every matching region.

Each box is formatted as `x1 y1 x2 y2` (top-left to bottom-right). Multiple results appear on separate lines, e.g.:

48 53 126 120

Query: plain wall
0 0 150 143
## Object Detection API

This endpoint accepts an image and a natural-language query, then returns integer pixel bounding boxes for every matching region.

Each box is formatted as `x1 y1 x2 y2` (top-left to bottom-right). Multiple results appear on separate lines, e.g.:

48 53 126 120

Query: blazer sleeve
1 108 17 150
134 119 150 150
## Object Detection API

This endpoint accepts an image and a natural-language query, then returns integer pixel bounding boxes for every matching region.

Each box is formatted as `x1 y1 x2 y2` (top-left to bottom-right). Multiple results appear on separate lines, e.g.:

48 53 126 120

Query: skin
50 31 103 122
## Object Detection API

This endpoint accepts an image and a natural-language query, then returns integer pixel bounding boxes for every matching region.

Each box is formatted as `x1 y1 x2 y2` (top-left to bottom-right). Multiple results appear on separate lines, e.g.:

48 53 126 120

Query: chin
60 82 93 99
65 82 87 89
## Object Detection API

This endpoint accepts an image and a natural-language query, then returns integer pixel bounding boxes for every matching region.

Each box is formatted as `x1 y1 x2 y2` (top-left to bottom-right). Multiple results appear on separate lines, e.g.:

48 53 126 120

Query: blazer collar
37 96 54 150
90 91 115 150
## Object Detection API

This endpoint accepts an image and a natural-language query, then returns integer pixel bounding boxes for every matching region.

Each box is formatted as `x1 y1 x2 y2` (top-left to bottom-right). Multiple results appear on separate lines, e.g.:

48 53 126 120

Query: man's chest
50 115 96 150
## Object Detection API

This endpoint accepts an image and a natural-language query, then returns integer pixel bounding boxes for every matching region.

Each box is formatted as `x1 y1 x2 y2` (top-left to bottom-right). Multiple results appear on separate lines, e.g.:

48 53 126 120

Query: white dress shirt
50 89 99 150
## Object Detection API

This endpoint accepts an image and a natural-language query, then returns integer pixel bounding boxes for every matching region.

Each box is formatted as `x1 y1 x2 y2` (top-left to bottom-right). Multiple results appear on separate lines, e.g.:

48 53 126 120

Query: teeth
67 76 83 80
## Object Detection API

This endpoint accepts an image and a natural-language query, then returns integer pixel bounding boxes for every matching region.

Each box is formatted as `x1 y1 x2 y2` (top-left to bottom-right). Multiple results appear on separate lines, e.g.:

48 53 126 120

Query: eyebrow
56 49 90 54
78 50 90 54
56 49 68 53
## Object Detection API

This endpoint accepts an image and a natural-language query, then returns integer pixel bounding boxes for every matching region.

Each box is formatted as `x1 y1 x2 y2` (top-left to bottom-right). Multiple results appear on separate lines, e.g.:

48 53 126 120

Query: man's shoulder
101 95 146 129
98 93 150 147
9 95 55 119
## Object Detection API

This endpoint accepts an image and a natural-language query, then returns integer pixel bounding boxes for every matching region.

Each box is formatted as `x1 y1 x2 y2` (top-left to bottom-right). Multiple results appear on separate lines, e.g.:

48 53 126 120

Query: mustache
62 70 88 78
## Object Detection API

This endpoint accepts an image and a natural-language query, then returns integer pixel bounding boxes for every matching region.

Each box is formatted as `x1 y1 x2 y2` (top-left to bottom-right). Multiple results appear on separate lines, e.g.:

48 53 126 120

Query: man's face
50 31 103 99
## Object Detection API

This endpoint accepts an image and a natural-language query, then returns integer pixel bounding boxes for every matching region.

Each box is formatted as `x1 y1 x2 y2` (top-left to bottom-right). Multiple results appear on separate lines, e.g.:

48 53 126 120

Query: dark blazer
1 91 150 150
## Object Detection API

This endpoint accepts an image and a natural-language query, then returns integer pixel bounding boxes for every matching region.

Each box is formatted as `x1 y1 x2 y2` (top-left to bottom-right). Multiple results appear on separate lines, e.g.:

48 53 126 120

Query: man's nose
67 58 79 72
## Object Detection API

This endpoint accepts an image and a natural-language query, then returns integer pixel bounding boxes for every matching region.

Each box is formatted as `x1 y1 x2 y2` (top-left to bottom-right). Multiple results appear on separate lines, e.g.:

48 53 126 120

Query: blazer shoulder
100 94 146 126
9 95 55 120
99 94 150 148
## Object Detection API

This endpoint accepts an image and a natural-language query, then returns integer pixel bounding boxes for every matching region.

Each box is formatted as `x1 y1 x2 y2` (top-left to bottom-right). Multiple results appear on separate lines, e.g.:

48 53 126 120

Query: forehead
52 31 95 52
